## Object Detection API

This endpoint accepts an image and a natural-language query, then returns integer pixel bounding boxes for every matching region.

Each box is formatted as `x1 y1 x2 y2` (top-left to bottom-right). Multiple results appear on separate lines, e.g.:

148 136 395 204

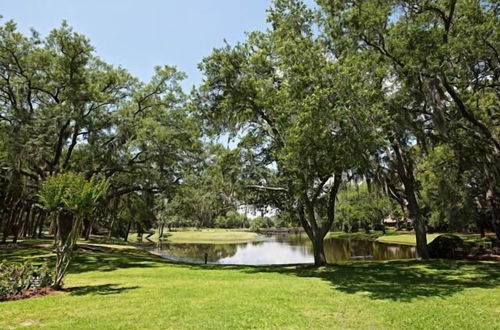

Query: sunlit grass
328 230 492 246
1 241 499 329
129 228 258 244
376 232 442 245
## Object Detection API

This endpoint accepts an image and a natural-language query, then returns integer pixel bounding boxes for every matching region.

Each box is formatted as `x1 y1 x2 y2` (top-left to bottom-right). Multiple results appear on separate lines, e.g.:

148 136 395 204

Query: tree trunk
11 223 19 244
392 141 429 259
311 236 327 266
108 217 115 238
363 221 370 234
38 212 45 238
84 217 96 241
486 186 500 240
158 223 164 238
2 199 21 243
407 192 429 259
296 173 342 267
53 210 75 289
124 219 132 242
12 203 26 244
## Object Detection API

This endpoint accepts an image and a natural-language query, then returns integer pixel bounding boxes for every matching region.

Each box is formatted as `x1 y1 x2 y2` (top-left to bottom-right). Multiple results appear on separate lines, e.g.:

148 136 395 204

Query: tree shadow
69 250 162 274
186 259 500 302
69 284 139 296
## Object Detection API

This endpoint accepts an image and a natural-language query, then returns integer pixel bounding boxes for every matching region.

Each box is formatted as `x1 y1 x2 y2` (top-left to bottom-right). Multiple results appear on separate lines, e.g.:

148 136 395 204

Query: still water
148 234 417 265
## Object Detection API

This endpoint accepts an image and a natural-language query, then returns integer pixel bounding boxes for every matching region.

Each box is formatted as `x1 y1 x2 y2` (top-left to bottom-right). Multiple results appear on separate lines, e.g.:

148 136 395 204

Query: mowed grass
328 230 493 246
376 232 442 245
1 241 499 329
129 228 258 244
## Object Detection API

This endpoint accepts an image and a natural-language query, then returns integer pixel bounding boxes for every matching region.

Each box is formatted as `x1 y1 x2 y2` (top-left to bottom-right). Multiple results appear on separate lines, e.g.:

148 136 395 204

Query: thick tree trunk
407 193 429 259
311 236 327 266
299 210 329 266
392 142 429 259
297 173 342 267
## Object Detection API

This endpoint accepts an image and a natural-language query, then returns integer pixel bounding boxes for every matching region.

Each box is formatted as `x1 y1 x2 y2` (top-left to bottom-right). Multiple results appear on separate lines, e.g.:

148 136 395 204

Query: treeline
1 0 499 267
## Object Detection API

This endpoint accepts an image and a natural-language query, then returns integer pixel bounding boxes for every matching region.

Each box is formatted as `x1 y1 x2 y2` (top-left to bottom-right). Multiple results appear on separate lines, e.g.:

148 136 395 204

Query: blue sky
1 0 272 90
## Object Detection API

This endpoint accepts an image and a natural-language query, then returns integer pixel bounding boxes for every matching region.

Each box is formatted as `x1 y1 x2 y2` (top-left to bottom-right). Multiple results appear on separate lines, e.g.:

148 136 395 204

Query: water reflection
148 234 417 265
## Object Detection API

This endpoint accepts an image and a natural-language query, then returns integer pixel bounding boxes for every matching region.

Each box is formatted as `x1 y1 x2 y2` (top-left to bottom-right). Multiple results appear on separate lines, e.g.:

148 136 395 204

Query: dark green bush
250 216 274 230
214 211 249 228
0 260 53 299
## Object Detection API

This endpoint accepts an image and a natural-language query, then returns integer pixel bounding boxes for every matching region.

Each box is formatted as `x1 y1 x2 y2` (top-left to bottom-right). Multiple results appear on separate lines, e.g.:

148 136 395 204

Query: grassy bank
1 240 499 329
328 230 493 246
128 228 258 244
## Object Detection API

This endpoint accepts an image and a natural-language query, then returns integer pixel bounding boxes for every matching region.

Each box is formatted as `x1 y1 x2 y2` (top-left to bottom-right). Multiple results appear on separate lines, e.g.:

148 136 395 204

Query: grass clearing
1 240 499 329
376 232 442 245
129 228 258 244
328 230 493 247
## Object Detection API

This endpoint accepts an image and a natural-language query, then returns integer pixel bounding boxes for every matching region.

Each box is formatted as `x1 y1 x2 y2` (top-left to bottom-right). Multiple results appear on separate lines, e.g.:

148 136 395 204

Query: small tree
38 173 108 289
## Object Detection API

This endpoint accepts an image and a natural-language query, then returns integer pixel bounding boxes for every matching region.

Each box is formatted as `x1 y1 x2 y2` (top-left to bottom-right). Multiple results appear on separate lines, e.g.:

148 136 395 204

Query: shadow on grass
1 240 162 274
69 284 139 296
186 259 500 302
69 250 162 274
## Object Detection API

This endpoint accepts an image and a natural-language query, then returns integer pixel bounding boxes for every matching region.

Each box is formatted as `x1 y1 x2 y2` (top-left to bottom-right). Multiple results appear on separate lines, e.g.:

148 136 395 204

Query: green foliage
38 172 109 216
165 145 243 228
0 260 52 299
419 146 479 232
250 216 274 230
336 184 395 232
214 211 249 229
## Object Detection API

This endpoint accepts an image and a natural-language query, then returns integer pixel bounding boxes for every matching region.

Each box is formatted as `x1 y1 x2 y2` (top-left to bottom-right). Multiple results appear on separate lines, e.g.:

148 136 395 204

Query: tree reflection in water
150 235 417 265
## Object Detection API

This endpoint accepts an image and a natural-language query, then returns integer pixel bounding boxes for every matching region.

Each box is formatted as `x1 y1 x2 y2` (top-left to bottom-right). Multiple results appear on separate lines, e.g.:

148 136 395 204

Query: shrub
214 211 249 228
250 216 274 230
0 260 53 300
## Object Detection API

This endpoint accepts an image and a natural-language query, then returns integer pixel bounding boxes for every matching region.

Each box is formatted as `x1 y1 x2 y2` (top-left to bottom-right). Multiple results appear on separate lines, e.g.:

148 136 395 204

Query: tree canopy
1 0 498 267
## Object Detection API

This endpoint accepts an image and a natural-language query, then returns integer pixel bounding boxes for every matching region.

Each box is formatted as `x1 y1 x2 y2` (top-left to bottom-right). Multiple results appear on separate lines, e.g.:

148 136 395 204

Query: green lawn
1 241 499 329
376 232 442 245
129 228 258 244
328 230 493 246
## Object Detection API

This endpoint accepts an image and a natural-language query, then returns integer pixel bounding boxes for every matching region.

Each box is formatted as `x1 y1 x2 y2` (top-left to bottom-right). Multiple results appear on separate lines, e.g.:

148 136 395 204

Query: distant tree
336 183 395 234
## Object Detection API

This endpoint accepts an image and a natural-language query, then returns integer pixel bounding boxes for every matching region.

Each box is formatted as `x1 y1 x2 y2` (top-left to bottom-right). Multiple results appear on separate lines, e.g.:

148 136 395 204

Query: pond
147 234 417 265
